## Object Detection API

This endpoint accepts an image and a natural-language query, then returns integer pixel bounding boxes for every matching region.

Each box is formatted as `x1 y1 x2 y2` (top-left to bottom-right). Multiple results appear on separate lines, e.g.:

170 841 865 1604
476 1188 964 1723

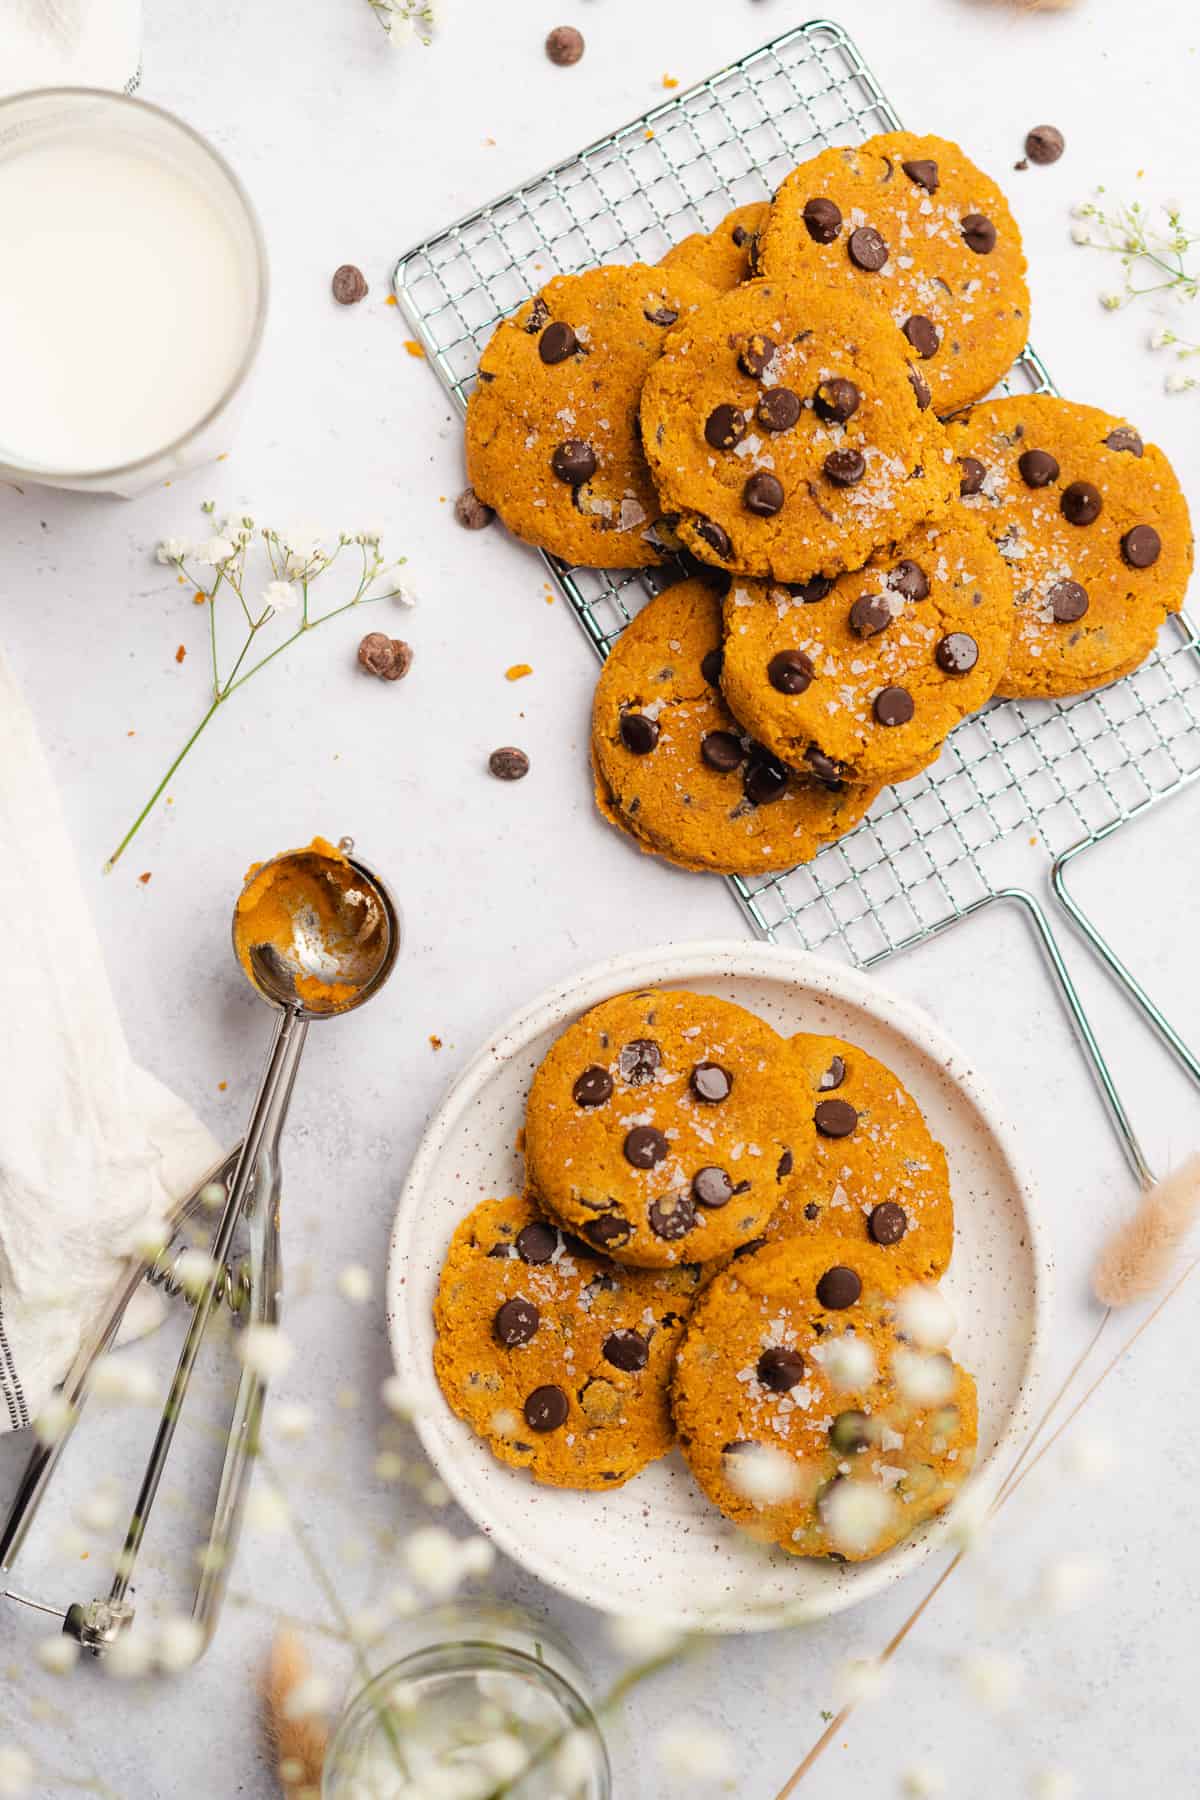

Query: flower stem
105 697 221 871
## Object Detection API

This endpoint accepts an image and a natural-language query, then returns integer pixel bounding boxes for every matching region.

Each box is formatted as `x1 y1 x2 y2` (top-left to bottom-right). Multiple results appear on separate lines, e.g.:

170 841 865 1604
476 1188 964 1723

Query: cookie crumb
331 264 368 305
505 662 533 681
138 872 152 885
454 486 495 530
403 339 426 358
489 746 530 781
429 1034 443 1051
175 644 186 664
545 25 584 65
218 1080 228 1092
662 74 679 89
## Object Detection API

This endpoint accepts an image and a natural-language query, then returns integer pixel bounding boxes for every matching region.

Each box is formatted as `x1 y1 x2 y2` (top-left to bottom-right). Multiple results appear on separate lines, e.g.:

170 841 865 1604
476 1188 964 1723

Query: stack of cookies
433 986 977 1566
465 132 1193 876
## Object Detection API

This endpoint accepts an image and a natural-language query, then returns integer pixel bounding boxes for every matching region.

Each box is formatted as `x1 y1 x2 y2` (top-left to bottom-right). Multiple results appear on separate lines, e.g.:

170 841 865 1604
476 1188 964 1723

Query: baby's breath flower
392 580 418 607
246 1482 290 1534
173 1248 217 1297
655 1721 736 1784
401 1525 492 1599
609 1614 684 1661
282 1673 333 1719
1070 223 1094 246
423 1477 450 1507
945 1484 991 1553
821 1479 896 1557
817 1333 876 1391
237 1323 295 1382
1165 369 1197 394
1099 291 1124 312
832 1656 891 1707
1150 326 1175 350
76 1489 120 1533
336 1263 372 1303
89 1353 157 1405
374 1451 405 1481
104 1629 155 1680
194 536 236 567
33 1393 75 1448
556 1731 596 1787
156 537 192 565
156 1616 205 1674
381 1373 423 1418
1031 1770 1078 1800
961 1650 1023 1710
1039 1552 1104 1614
35 1635 80 1676
1065 1433 1117 1481
895 1284 955 1349
902 1765 947 1799
0 1747 34 1797
726 1442 802 1505
893 1346 957 1406
272 1401 315 1441
261 580 298 616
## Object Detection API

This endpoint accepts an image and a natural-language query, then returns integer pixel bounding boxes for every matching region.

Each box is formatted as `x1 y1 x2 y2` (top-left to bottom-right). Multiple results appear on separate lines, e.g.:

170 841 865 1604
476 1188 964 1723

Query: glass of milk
0 89 267 497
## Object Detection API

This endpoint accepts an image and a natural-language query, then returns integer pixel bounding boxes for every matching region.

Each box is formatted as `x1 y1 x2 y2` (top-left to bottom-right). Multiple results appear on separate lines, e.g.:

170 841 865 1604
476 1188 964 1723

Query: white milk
0 130 259 476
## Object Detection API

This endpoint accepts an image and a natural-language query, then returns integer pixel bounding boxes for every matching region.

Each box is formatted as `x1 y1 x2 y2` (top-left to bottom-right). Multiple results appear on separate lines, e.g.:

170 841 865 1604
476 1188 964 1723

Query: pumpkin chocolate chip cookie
524 987 814 1269
757 132 1029 415
718 513 1013 786
659 201 769 291
465 262 715 569
639 278 954 584
945 394 1194 698
591 578 881 875
433 1194 702 1488
671 1238 977 1559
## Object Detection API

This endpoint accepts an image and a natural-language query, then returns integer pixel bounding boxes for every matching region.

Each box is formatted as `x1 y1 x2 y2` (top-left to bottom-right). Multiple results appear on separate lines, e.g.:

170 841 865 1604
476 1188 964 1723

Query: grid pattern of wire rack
394 18 1200 966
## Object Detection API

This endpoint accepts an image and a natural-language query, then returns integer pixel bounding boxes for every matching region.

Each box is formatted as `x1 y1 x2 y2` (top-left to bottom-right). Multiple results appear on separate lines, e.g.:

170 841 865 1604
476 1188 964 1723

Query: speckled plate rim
386 941 1051 1631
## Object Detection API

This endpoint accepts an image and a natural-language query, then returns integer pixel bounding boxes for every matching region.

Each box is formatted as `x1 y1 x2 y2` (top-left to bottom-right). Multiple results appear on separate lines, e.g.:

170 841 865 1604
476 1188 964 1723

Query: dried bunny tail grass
263 1629 329 1800
1093 1152 1200 1307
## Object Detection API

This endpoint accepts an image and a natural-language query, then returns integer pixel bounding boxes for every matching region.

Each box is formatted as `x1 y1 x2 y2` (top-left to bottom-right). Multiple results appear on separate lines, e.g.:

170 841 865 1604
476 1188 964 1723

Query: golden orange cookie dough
233 836 384 1013
659 201 769 291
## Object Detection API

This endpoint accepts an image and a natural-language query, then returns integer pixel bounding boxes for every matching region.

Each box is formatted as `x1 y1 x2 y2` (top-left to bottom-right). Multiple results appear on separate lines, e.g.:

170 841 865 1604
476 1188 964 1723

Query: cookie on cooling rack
671 1238 977 1560
464 262 715 569
718 514 1013 787
944 394 1194 699
524 987 815 1269
638 278 955 584
659 201 769 291
755 132 1030 416
591 577 881 875
433 1194 702 1488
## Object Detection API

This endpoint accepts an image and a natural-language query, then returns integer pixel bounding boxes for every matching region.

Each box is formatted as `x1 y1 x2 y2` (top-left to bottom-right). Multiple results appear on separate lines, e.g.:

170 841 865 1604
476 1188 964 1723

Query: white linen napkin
2 0 142 95
0 646 220 1432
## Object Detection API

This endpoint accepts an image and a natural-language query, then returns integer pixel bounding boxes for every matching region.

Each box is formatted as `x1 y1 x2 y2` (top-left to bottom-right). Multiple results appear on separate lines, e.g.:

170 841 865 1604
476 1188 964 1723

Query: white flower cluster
401 1525 494 1599
366 0 442 44
1071 192 1200 392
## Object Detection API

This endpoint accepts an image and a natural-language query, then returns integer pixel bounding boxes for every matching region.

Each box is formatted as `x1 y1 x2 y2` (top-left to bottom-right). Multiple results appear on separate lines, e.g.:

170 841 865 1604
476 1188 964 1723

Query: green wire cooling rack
394 19 1200 1189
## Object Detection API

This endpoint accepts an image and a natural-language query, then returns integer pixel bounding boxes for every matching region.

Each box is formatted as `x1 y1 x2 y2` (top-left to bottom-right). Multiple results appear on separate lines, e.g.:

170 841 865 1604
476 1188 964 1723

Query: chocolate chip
888 560 930 601
768 649 814 695
823 448 866 487
803 1201 820 1221
816 1265 862 1309
700 647 724 686
620 712 659 755
690 1062 732 1104
552 440 597 485
731 224 750 247
805 745 845 788
705 404 747 450
849 593 891 639
902 315 939 359
908 364 932 411
692 1165 734 1208
873 686 915 727
648 1192 696 1240
1122 524 1161 568
1049 579 1089 622
869 1201 908 1245
545 25 585 65
738 333 776 379
1105 426 1143 457
743 750 789 806
790 573 834 603
573 1065 613 1107
819 1055 846 1090
618 1038 661 1084
700 731 744 772
603 1329 649 1372
1018 448 1060 488
539 321 577 364
803 196 843 243
848 225 888 271
758 387 802 432
935 632 979 674
584 1214 632 1249
814 377 861 424
961 213 997 254
733 1236 766 1260
901 158 939 192
1061 480 1102 526
495 1297 540 1346
489 746 530 780
1025 124 1065 165
516 1221 558 1264
455 486 495 530
829 1409 871 1452
815 1098 858 1138
524 1384 568 1431
958 456 986 496
645 306 678 326
757 1346 805 1392
331 264 368 305
776 1148 795 1178
744 471 785 517
694 516 732 560
624 1125 668 1169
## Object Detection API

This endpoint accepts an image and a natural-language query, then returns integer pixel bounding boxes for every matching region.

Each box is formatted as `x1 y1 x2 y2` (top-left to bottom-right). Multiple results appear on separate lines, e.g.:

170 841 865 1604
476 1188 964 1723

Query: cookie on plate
591 578 881 875
639 278 955 583
719 513 1012 786
945 394 1194 698
659 201 769 291
524 987 814 1269
465 262 715 569
433 1194 702 1489
756 132 1029 415
763 1035 953 1281
671 1238 977 1560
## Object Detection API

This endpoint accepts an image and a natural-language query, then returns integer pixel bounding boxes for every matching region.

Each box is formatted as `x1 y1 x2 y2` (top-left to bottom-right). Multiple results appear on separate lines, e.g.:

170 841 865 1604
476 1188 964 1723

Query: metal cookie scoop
0 837 398 1659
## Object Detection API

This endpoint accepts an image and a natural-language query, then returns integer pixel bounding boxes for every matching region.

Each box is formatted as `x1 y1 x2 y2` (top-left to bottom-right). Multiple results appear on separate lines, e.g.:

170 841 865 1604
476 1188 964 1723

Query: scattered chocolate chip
1105 426 1143 457
790 573 834 603
819 1055 846 1090
618 1039 661 1084
700 730 744 772
935 632 979 674
705 404 748 450
645 305 678 326
700 647 724 685
902 315 939 359
758 387 802 432
829 1409 871 1453
1049 579 1089 622
1061 480 1102 526
768 649 814 695
620 712 659 755
814 377 861 424
805 745 845 788
516 1221 558 1264
731 224 750 247
738 333 777 379
690 1062 732 1104
869 1201 908 1245
849 593 892 639
573 1065 613 1107
1018 447 1060 488
958 456 986 496
692 1165 734 1208
908 364 932 411
694 516 733 560
584 1214 632 1249
648 1192 696 1240
816 1265 862 1309
757 1346 805 1392
744 471 785 517
803 1201 820 1221
1122 524 1161 568
803 196 843 243
545 25 585 65
455 486 495 530
495 1297 540 1346
603 1329 649 1372
331 264 368 305
848 225 888 271
357 633 412 681
1025 124 1065 165
489 746 529 781
901 158 939 192
961 213 997 254
624 1125 668 1169
524 1384 568 1431
743 750 789 806
824 447 866 487
815 1098 858 1138
552 439 597 485
873 686 915 727
539 321 578 364
776 1148 795 1178
888 559 930 601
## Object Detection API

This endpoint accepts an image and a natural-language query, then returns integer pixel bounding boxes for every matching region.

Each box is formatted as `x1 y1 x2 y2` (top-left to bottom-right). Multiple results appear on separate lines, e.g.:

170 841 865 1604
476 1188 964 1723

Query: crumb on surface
404 338 425 357
430 1034 443 1050
138 872 151 885
662 75 679 89
193 591 206 604
175 645 186 663
506 662 533 681
385 294 398 306
218 1080 228 1092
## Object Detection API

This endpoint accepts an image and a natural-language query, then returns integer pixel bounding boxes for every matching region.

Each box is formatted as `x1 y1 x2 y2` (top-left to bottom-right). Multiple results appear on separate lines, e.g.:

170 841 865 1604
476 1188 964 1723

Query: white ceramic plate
386 942 1050 1632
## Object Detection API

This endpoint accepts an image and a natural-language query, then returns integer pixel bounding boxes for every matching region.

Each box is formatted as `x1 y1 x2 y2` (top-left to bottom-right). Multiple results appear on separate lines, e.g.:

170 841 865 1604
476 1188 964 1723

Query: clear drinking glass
0 89 267 497
321 1604 612 1800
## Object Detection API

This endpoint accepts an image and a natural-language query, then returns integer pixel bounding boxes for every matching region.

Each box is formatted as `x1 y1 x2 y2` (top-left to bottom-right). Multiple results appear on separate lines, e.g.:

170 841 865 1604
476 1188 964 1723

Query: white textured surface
1 1 1199 1796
